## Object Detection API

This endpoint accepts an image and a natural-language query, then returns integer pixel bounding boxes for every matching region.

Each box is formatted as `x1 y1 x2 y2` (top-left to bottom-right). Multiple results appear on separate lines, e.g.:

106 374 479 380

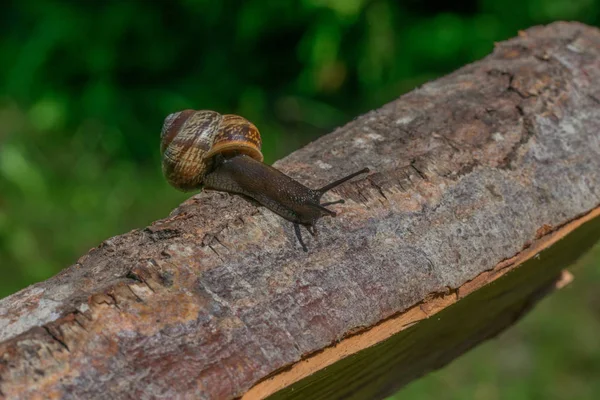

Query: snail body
160 109 369 249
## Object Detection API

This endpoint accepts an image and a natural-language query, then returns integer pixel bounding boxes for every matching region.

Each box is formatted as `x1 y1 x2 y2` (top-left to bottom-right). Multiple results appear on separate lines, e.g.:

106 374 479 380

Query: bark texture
1 22 600 400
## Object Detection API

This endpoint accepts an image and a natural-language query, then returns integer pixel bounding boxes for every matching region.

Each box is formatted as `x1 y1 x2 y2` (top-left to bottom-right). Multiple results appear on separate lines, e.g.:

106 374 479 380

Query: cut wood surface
1 21 600 400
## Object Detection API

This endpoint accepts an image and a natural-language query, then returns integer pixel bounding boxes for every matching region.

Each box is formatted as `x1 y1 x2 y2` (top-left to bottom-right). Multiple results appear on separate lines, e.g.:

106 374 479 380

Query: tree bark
1 21 600 400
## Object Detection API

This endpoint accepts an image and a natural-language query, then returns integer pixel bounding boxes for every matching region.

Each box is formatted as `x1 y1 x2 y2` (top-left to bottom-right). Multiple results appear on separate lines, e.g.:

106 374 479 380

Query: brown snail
161 109 369 251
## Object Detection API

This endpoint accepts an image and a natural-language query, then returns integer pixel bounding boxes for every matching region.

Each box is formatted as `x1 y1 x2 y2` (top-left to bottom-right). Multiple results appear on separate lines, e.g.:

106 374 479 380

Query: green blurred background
0 0 598 398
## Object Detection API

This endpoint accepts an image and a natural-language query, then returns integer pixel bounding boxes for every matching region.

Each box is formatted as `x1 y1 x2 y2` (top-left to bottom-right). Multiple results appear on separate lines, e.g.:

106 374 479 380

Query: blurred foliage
0 0 599 397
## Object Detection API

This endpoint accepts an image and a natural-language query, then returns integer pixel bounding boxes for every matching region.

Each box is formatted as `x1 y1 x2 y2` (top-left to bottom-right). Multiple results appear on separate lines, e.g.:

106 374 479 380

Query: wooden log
1 21 600 400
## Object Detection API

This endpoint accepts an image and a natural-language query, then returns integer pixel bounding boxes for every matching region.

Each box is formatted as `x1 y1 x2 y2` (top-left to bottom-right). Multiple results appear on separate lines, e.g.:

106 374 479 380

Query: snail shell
160 110 263 191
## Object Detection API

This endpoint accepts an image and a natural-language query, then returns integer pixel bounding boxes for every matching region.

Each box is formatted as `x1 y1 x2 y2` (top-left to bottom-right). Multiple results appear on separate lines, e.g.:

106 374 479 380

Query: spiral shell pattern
160 110 263 191
204 114 263 162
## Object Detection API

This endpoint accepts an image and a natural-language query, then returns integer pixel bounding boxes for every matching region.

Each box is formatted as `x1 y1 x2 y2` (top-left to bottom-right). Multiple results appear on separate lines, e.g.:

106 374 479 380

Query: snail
161 109 369 251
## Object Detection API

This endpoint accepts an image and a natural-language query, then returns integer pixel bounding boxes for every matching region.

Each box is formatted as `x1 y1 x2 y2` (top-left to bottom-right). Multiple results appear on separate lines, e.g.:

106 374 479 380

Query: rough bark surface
1 22 600 400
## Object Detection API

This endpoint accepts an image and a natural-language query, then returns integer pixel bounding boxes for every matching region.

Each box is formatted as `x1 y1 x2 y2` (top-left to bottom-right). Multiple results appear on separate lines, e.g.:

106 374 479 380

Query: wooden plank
253 208 600 399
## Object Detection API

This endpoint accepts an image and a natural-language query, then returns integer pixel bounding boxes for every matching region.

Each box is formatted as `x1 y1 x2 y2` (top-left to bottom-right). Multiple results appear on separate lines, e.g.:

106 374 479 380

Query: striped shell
160 110 263 191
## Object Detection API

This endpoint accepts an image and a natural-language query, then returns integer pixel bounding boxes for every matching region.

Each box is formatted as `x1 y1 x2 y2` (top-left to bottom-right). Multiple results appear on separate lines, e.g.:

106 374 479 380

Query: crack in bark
42 326 69 352
106 293 121 311
365 177 389 201
126 285 145 302
127 266 158 293
207 244 223 261
143 227 181 242
71 312 89 331
125 270 144 283
410 162 428 181
213 236 230 252
500 112 536 170
589 94 600 104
